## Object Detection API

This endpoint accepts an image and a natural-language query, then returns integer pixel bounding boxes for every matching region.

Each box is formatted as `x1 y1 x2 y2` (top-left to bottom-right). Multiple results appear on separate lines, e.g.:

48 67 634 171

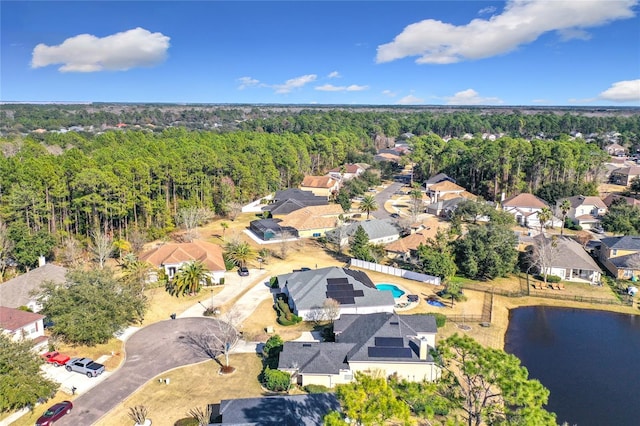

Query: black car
238 266 249 276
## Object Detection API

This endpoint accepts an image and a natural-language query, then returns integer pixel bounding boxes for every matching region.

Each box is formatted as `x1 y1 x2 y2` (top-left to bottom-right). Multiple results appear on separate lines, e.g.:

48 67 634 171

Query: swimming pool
376 284 405 298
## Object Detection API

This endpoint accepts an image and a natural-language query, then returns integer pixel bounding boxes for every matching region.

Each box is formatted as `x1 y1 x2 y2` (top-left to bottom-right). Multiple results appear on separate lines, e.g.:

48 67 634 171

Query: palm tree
224 240 255 268
558 199 572 236
220 222 229 239
537 206 553 236
409 187 424 222
170 261 209 296
119 253 153 296
359 194 378 220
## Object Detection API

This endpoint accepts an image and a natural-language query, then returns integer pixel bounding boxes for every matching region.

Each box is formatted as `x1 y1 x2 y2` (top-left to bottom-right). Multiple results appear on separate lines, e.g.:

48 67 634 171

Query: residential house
248 219 299 241
610 166 640 186
424 173 456 190
139 240 226 283
598 236 640 280
213 393 340 425
384 227 439 261
327 163 366 182
425 180 469 204
603 193 640 209
529 235 602 284
300 176 340 199
325 219 401 247
0 306 48 349
502 193 562 229
0 263 67 312
278 204 344 238
374 152 401 163
278 312 440 387
605 143 627 156
556 195 608 230
262 189 328 216
426 193 478 217
275 267 395 321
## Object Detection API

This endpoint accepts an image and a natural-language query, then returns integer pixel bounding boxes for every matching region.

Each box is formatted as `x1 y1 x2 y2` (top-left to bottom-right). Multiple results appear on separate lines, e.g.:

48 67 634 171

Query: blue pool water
427 299 446 308
376 284 405 298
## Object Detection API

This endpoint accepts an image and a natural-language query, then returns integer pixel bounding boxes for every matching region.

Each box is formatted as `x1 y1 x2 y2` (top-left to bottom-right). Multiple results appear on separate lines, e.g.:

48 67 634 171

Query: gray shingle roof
327 219 400 241
277 267 394 312
532 235 602 272
0 264 67 309
263 189 328 215
218 393 340 425
278 342 352 374
600 236 640 251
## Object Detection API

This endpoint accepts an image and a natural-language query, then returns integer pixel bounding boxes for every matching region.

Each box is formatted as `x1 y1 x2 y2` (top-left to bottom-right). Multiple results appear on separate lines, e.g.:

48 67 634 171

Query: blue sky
2 1 639 106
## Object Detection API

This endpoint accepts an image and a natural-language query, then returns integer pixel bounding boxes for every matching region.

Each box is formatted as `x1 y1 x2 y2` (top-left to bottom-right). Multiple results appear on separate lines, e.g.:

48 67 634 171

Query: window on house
612 249 618 256
313 233 321 237
168 267 176 278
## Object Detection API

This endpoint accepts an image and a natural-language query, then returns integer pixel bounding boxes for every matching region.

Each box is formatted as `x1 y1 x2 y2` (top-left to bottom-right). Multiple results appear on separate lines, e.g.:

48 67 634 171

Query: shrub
432 313 447 328
174 418 199 426
263 334 283 367
304 384 330 394
263 367 291 392
269 276 279 288
546 275 562 283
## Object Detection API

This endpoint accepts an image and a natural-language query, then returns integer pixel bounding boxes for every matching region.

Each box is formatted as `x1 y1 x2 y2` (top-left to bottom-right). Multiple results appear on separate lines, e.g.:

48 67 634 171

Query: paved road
372 181 404 219
56 317 226 426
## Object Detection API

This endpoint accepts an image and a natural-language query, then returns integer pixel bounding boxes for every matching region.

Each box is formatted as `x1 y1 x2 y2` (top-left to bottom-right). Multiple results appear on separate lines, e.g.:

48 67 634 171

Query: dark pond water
504 306 640 426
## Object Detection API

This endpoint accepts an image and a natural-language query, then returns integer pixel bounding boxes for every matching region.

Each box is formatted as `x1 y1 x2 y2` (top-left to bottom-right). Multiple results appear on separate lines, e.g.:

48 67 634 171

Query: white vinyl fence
350 259 441 286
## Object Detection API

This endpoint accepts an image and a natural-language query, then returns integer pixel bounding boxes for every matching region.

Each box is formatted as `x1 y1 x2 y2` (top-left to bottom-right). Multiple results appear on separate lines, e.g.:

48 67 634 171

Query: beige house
426 180 467 204
140 239 226 283
278 313 440 387
598 236 640 280
300 176 340 199
0 263 67 312
502 193 562 229
278 204 344 238
327 163 366 182
385 227 439 261
610 166 640 186
0 306 48 349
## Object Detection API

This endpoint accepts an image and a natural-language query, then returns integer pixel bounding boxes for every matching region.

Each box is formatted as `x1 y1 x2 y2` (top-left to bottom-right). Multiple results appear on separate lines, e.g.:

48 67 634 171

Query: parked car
238 266 249 276
390 213 400 218
65 357 105 378
41 351 71 367
36 400 73 426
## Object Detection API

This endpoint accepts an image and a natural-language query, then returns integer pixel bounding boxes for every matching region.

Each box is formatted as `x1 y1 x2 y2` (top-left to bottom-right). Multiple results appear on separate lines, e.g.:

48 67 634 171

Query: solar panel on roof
375 337 404 347
327 278 349 285
368 347 413 358
353 290 364 297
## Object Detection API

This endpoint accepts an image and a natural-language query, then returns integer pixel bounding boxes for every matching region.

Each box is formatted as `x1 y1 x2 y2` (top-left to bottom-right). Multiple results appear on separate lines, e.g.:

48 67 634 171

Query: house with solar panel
274 267 395 320
278 312 440 387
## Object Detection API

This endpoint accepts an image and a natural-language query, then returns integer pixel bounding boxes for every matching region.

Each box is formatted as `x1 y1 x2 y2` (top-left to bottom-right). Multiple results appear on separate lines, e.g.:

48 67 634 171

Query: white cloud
376 0 637 64
315 84 368 92
397 95 424 105
444 89 503 105
598 79 640 102
237 77 260 89
328 71 340 78
478 6 496 15
382 89 397 97
273 74 317 94
31 27 170 72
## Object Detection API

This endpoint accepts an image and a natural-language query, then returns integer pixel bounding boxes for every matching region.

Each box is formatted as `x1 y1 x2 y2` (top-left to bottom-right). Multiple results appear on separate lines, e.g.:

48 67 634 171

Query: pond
504 306 640 426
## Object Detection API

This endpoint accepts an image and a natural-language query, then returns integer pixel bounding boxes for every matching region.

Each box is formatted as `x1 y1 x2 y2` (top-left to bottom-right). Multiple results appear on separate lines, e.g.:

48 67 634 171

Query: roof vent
302 343 312 347
390 321 399 325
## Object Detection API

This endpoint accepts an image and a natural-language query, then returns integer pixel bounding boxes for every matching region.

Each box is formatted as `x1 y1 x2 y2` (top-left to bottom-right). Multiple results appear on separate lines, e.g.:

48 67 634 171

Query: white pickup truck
65 357 105 378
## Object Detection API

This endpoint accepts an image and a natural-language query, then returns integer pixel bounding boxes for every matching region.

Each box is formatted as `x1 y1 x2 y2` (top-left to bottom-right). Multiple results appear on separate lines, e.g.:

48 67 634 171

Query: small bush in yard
304 384 330 394
546 275 562 283
263 367 291 392
174 418 199 426
432 313 447 328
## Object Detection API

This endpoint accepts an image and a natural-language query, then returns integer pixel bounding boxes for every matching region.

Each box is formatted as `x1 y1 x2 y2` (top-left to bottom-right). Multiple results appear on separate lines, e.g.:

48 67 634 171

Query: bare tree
322 298 341 323
328 221 350 254
59 237 82 268
277 230 297 260
180 309 240 371
228 202 244 221
0 220 14 282
89 230 112 269
188 405 213 426
306 306 325 325
127 228 147 254
177 207 214 242
529 235 560 283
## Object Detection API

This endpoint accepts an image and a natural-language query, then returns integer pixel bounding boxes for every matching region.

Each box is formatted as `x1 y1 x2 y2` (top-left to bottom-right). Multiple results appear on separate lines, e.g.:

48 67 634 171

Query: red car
35 400 73 426
41 351 71 367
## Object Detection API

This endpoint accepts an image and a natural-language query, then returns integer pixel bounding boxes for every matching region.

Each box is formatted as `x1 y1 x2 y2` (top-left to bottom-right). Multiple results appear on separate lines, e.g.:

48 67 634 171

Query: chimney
419 337 428 360
38 255 46 267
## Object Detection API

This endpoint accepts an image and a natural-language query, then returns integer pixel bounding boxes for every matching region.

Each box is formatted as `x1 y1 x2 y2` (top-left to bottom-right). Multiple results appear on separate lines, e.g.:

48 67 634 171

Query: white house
0 306 48 349
556 195 608 230
502 193 562 229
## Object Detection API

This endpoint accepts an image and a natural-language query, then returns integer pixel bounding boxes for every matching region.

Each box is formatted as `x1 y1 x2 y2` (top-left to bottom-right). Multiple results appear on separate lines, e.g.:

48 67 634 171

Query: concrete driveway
56 317 227 426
